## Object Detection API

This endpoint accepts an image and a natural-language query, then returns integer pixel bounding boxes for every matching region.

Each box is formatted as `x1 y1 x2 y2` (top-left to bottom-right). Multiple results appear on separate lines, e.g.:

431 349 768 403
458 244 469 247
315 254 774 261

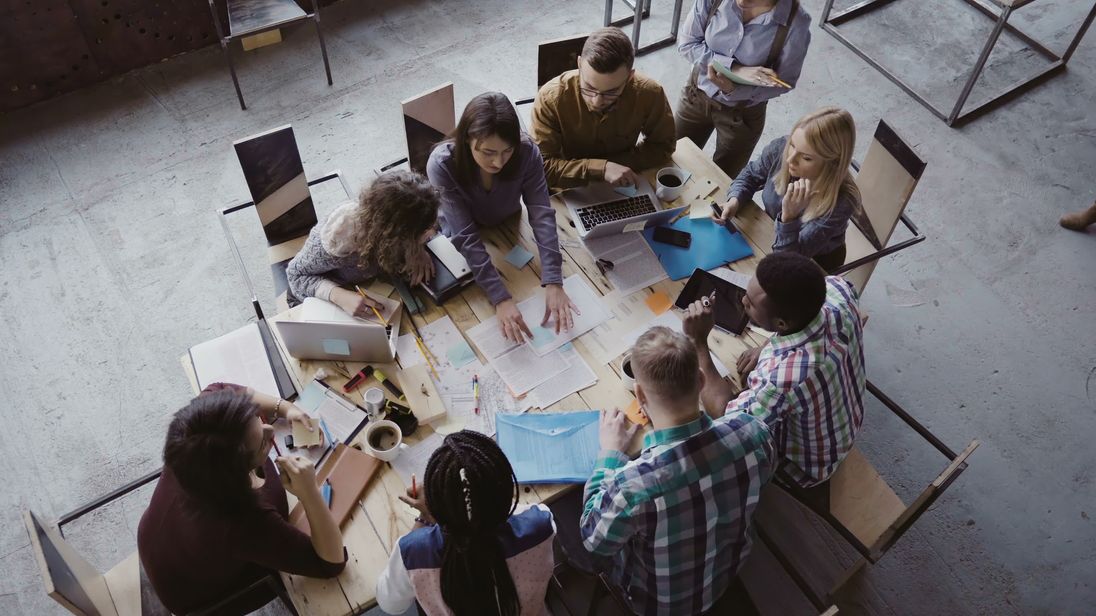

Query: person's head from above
776 107 859 221
630 327 704 427
164 390 270 514
450 92 522 184
354 169 440 273
743 252 827 335
577 27 635 113
424 430 521 616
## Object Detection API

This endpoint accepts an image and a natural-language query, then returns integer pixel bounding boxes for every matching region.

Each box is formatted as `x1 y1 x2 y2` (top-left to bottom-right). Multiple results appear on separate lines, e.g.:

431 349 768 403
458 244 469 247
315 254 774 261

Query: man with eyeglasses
531 27 676 190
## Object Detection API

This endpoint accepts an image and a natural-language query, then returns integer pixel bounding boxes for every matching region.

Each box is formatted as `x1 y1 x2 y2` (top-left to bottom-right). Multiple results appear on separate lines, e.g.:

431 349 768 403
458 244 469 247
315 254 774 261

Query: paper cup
655 167 687 201
363 387 386 417
363 419 406 462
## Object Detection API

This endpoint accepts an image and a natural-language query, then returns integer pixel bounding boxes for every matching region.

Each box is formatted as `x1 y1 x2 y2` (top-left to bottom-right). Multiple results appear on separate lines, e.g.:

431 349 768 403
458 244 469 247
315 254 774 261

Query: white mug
363 419 407 462
655 167 687 201
620 352 635 393
363 387 386 418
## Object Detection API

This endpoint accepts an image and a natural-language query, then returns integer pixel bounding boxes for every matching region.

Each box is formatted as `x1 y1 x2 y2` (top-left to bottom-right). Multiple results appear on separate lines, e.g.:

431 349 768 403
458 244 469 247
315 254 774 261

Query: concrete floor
1 0 1094 613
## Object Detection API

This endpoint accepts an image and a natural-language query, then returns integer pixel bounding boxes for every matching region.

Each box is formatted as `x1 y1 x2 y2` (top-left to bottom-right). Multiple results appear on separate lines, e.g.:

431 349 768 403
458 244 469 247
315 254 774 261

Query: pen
372 367 406 400
701 290 716 308
355 285 387 325
319 418 336 447
473 374 480 415
771 75 792 88
321 479 333 508
411 473 418 498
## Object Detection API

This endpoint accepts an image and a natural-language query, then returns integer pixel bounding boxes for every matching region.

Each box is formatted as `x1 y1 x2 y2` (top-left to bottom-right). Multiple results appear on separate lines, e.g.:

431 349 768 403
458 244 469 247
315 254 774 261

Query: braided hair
424 430 520 616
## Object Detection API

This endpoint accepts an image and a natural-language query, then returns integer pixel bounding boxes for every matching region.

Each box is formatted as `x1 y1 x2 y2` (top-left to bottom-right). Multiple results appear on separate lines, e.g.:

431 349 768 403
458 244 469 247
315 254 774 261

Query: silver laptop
562 175 688 239
275 309 402 362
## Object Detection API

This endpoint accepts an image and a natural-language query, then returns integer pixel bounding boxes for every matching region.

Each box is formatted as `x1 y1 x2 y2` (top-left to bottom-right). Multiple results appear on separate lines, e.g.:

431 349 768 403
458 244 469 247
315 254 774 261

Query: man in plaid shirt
684 251 866 488
580 327 775 615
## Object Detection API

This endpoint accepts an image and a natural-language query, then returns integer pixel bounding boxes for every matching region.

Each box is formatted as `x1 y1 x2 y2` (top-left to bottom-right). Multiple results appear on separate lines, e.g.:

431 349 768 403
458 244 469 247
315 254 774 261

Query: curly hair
351 170 440 276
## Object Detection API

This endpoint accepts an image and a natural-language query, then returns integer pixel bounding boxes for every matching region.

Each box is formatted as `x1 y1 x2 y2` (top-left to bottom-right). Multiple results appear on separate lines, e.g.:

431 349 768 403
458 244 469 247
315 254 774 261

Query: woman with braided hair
376 430 556 616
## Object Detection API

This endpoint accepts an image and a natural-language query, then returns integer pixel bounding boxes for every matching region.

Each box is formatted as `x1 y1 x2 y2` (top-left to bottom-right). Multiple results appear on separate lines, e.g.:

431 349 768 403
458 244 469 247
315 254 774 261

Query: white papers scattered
492 344 570 395
273 381 369 466
581 290 659 364
583 232 667 296
433 361 497 436
396 316 473 374
524 344 598 409
390 432 445 490
190 323 279 398
709 267 750 290
622 311 731 377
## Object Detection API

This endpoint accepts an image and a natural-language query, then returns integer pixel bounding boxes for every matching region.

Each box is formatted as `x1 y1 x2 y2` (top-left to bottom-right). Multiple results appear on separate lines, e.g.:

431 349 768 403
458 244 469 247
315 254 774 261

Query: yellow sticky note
644 291 673 316
624 399 649 426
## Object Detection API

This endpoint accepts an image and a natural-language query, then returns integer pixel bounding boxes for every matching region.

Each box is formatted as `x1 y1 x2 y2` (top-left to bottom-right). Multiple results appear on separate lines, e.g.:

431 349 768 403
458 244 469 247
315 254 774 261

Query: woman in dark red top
138 383 346 614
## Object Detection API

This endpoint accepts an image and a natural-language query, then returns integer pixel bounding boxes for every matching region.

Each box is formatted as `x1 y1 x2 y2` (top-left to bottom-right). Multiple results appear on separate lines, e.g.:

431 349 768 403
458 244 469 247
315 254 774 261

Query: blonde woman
713 107 859 272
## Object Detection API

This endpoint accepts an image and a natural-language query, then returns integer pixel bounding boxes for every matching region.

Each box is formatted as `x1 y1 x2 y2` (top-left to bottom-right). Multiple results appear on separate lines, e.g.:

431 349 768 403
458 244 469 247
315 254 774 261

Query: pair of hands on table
272 403 321 500
496 284 580 344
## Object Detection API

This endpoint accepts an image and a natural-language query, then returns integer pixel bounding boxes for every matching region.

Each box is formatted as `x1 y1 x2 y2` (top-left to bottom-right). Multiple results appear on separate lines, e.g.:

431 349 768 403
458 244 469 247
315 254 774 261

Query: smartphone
652 226 692 248
710 201 739 234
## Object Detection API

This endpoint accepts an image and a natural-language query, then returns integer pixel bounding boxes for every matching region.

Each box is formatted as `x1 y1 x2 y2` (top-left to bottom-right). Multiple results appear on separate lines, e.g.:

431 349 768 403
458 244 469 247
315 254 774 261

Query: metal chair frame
820 0 1096 126
603 0 685 56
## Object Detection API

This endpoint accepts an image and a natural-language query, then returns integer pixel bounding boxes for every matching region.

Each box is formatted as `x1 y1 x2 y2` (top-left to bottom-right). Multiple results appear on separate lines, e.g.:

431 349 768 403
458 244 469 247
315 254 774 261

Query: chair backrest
401 83 456 175
537 34 588 88
842 120 926 292
24 510 117 616
233 124 318 247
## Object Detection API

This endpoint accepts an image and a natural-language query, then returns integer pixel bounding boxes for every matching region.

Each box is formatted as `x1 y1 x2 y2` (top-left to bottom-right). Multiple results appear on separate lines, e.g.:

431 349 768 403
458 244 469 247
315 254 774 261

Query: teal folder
496 411 600 484
642 218 754 280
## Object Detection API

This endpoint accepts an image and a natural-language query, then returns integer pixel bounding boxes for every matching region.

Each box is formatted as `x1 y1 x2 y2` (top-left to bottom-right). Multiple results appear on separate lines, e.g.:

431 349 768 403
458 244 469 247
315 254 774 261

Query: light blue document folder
642 217 754 280
496 411 601 484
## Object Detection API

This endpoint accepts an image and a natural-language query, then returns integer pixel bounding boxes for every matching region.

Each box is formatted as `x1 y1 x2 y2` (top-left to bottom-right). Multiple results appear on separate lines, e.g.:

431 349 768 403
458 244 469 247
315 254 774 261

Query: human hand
276 455 319 501
407 248 436 286
707 62 736 93
730 64 780 87
398 486 435 525
542 284 578 334
736 346 762 378
330 287 381 319
710 198 741 224
682 298 715 344
604 162 640 187
781 178 812 221
599 407 639 453
497 299 533 344
283 403 316 433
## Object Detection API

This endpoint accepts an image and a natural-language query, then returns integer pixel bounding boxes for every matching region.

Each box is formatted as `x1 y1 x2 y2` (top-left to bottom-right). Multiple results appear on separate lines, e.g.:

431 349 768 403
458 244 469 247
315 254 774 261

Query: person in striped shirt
682 251 866 487
580 327 775 615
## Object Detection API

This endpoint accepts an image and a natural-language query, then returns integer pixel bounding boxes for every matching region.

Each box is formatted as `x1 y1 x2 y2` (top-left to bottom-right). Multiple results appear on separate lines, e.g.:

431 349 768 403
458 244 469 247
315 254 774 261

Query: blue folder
642 218 754 280
496 411 601 484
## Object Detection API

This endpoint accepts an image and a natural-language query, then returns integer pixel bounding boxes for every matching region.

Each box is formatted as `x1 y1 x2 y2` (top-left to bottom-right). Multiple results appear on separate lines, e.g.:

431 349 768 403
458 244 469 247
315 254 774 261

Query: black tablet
674 269 750 335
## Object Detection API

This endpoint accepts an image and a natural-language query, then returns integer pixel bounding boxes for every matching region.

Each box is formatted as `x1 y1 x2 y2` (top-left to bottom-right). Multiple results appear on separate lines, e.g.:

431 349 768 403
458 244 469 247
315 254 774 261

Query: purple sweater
426 138 563 305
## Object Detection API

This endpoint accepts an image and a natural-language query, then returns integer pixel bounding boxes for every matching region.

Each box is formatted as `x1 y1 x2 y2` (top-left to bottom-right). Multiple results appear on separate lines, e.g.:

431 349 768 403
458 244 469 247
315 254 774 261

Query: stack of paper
583 232 667 296
189 323 279 398
621 311 732 377
524 343 598 409
580 290 659 364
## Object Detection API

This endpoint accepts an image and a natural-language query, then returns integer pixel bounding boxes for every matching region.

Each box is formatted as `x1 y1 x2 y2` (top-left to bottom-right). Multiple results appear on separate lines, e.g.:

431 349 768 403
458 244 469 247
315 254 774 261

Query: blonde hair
630 327 699 402
774 107 861 222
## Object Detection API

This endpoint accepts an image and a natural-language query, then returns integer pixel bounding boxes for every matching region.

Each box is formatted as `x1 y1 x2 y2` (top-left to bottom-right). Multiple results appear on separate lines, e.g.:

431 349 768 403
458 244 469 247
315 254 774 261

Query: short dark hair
164 390 260 515
448 92 523 187
581 27 635 72
756 252 827 329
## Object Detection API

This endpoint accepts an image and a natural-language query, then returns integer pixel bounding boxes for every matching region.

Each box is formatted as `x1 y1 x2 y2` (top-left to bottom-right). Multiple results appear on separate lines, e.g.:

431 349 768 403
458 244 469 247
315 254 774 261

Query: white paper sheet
190 323 279 398
580 290 659 364
524 344 598 409
582 232 667 296
709 267 750 289
621 311 731 377
432 361 496 436
492 344 570 395
390 432 445 490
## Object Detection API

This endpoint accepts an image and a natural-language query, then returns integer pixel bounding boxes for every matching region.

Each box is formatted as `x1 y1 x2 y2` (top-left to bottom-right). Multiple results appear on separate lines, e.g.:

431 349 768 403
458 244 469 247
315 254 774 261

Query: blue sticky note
446 340 477 367
530 326 555 349
642 217 754 280
558 342 574 352
504 245 534 269
322 338 351 356
297 381 327 411
613 184 638 197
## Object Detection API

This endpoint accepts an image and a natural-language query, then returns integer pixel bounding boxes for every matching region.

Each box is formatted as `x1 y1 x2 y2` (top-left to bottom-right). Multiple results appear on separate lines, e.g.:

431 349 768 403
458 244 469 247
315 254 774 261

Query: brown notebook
289 443 383 533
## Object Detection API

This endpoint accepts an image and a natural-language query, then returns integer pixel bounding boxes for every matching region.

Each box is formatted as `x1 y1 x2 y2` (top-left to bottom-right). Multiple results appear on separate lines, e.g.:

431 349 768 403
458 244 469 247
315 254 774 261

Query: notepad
496 411 601 483
504 245 535 269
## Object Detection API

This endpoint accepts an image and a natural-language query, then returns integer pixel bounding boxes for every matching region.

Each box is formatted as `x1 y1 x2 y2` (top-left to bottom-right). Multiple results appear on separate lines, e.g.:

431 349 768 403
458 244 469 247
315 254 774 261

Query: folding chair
833 120 928 294
377 83 457 175
207 0 334 110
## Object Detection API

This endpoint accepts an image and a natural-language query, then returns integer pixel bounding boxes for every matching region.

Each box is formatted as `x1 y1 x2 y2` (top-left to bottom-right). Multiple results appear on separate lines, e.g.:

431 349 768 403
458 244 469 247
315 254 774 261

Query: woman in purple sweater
427 92 576 343
138 384 346 614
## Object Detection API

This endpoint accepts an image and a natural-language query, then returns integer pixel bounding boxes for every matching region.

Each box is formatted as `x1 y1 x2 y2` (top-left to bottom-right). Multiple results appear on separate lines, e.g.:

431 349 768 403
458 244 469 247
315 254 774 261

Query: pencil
355 285 387 324
771 76 792 88
416 337 440 381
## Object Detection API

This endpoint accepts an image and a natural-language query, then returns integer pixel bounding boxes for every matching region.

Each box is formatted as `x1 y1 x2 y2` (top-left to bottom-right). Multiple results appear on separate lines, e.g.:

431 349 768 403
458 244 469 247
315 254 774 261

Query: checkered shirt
727 275 866 487
580 411 774 616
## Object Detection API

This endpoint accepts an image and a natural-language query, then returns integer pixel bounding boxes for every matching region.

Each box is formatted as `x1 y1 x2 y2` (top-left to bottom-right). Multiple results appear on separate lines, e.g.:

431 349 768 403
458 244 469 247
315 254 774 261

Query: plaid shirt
727 276 866 487
580 411 774 615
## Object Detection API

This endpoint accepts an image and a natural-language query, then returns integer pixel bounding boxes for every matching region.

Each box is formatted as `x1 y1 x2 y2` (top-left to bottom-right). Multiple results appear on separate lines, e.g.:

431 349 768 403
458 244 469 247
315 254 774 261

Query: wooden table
186 138 779 615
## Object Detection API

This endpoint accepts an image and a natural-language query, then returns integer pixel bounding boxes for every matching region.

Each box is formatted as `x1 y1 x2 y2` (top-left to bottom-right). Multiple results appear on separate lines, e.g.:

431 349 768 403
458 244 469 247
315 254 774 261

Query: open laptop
562 175 687 239
276 308 402 362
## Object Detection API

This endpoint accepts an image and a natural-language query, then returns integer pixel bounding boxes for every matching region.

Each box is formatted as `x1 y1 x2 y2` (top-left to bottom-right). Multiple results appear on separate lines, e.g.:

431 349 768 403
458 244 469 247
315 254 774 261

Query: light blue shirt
679 0 812 107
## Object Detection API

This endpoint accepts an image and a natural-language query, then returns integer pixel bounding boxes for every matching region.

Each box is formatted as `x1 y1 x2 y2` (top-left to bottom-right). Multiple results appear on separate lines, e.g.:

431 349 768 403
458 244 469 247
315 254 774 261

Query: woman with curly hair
286 169 440 317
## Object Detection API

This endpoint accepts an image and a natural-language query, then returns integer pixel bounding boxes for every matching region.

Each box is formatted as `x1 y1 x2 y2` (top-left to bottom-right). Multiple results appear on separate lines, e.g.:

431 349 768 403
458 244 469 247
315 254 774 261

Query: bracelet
273 398 282 417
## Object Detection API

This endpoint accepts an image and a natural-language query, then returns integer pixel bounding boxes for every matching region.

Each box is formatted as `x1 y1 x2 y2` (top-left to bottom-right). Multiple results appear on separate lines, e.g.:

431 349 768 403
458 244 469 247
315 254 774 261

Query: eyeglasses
579 81 627 100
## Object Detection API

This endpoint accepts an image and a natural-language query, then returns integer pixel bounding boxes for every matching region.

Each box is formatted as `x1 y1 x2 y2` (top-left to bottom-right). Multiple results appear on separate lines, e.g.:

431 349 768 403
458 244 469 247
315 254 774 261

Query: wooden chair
376 82 457 175
753 381 981 609
832 120 927 294
206 0 334 110
25 505 299 616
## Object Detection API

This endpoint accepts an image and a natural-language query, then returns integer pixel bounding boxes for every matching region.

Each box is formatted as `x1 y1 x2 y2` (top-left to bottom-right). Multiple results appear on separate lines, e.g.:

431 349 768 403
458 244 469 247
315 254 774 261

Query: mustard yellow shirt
531 70 676 189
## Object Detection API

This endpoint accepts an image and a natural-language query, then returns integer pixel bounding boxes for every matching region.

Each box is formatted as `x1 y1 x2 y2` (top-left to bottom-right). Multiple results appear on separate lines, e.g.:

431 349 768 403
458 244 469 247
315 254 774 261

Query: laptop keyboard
577 195 657 231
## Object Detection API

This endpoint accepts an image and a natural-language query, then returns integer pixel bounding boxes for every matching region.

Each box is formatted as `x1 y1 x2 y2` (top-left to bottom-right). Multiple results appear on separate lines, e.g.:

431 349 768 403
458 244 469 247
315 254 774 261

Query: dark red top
137 383 346 614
